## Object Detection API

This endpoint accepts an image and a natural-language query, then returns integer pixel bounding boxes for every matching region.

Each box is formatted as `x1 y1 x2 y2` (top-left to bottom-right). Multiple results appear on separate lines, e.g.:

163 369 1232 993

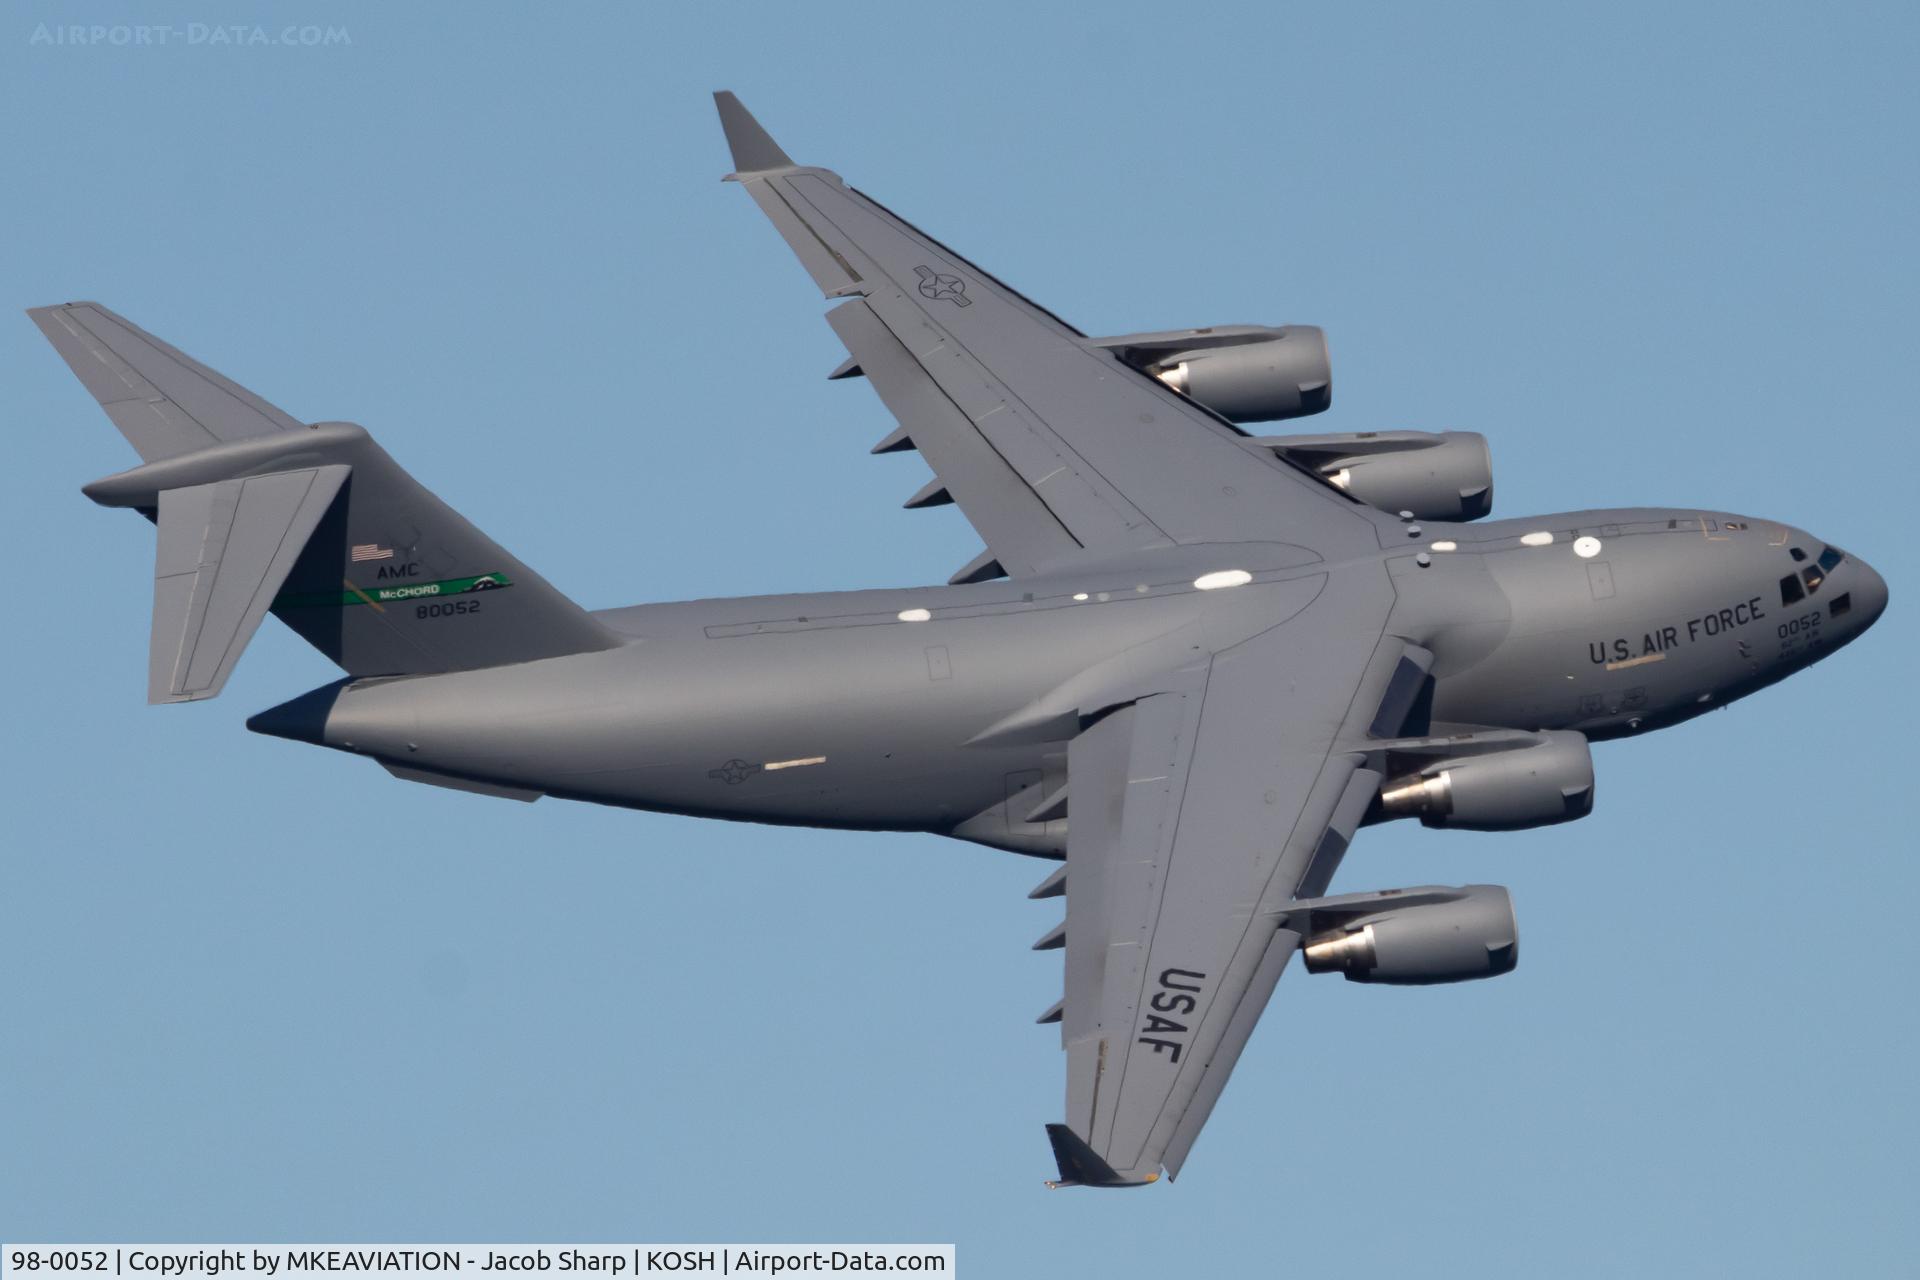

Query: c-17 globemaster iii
30 92 1886 1188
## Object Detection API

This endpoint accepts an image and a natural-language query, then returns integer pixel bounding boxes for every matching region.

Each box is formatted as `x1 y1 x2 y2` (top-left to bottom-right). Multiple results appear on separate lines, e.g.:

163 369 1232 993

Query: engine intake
1255 430 1494 521
1376 729 1594 831
1299 884 1518 985
1088 324 1331 423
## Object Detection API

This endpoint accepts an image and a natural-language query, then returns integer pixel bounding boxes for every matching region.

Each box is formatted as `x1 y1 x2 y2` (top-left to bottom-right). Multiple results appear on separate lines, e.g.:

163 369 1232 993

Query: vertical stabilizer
35 301 624 697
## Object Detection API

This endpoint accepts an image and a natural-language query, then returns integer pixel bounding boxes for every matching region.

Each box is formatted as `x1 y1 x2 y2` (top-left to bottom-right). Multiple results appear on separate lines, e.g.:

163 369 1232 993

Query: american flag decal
350 543 395 562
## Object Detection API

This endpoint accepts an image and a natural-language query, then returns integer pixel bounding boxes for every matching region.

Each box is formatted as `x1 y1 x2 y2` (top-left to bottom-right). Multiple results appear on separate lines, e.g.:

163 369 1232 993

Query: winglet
713 91 795 175
1043 1123 1157 1189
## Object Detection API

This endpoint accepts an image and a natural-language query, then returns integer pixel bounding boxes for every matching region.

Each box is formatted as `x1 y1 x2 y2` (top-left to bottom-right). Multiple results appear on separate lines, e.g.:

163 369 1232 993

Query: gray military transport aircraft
32 92 1887 1188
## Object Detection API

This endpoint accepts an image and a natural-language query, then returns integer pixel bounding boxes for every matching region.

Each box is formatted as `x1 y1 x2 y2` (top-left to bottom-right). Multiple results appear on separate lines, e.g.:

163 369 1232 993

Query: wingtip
1044 1123 1159 1189
713 89 795 174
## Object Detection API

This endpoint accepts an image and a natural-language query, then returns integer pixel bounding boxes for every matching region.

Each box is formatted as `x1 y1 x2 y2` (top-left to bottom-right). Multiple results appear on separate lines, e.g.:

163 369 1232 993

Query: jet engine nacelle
1300 884 1518 985
1088 324 1331 423
1376 729 1595 831
1253 430 1495 521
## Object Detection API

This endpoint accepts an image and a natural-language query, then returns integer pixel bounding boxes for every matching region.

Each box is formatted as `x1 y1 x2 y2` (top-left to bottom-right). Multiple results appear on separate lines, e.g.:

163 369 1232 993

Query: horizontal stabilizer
29 301 301 462
36 303 627 692
151 465 348 703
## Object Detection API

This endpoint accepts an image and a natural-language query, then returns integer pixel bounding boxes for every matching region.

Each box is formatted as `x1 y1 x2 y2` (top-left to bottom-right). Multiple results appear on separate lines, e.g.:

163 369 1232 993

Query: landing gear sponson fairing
29 92 1887 1189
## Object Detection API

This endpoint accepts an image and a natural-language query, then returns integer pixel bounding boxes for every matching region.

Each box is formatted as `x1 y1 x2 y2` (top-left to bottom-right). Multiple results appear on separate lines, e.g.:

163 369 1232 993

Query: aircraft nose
1852 557 1889 630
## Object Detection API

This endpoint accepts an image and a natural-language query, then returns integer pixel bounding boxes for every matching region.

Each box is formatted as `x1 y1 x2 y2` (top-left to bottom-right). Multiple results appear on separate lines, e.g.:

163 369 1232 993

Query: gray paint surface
29 93 1889 1190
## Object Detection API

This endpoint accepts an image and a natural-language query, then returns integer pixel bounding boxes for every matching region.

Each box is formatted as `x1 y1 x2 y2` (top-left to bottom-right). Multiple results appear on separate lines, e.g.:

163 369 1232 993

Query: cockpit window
1780 573 1806 605
1830 592 1853 619
1789 547 1807 562
1802 565 1825 594
1817 546 1844 573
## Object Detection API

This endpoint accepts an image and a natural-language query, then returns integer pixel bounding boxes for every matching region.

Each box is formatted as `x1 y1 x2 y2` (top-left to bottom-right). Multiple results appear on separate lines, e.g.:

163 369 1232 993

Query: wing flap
825 299 1079 575
783 171 1166 552
1062 677 1207 1166
859 281 1163 554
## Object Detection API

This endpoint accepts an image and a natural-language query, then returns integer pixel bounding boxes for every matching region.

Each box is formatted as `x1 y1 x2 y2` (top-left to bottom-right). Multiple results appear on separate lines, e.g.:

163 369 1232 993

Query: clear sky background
2 2 1915 1273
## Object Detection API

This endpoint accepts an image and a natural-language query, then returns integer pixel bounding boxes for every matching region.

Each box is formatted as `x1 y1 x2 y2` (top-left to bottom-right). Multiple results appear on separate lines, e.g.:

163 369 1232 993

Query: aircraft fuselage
249 504 1885 851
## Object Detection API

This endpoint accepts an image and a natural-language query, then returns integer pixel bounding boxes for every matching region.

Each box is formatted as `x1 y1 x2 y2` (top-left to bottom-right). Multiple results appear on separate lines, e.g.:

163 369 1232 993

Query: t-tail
30 301 621 704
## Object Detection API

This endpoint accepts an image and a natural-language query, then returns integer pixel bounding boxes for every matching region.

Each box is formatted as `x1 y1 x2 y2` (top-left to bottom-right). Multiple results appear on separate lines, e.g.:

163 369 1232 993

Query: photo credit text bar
3 1247 953 1278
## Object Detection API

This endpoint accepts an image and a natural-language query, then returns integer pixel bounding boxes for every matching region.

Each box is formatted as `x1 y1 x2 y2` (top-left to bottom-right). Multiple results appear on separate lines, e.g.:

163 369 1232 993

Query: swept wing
714 92 1382 583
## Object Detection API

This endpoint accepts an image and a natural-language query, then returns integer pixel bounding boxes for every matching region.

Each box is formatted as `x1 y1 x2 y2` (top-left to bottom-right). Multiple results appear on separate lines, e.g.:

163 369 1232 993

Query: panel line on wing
1150 614 1409 1168
844 303 1074 550
777 173 1168 550
866 287 1161 547
1091 570 1420 1175
769 180 864 285
824 299 1082 573
50 306 159 404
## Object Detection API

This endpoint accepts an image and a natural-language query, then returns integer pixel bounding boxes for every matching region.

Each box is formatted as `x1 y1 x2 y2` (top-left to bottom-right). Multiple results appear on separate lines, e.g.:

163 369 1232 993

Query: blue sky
2 1 1914 1273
